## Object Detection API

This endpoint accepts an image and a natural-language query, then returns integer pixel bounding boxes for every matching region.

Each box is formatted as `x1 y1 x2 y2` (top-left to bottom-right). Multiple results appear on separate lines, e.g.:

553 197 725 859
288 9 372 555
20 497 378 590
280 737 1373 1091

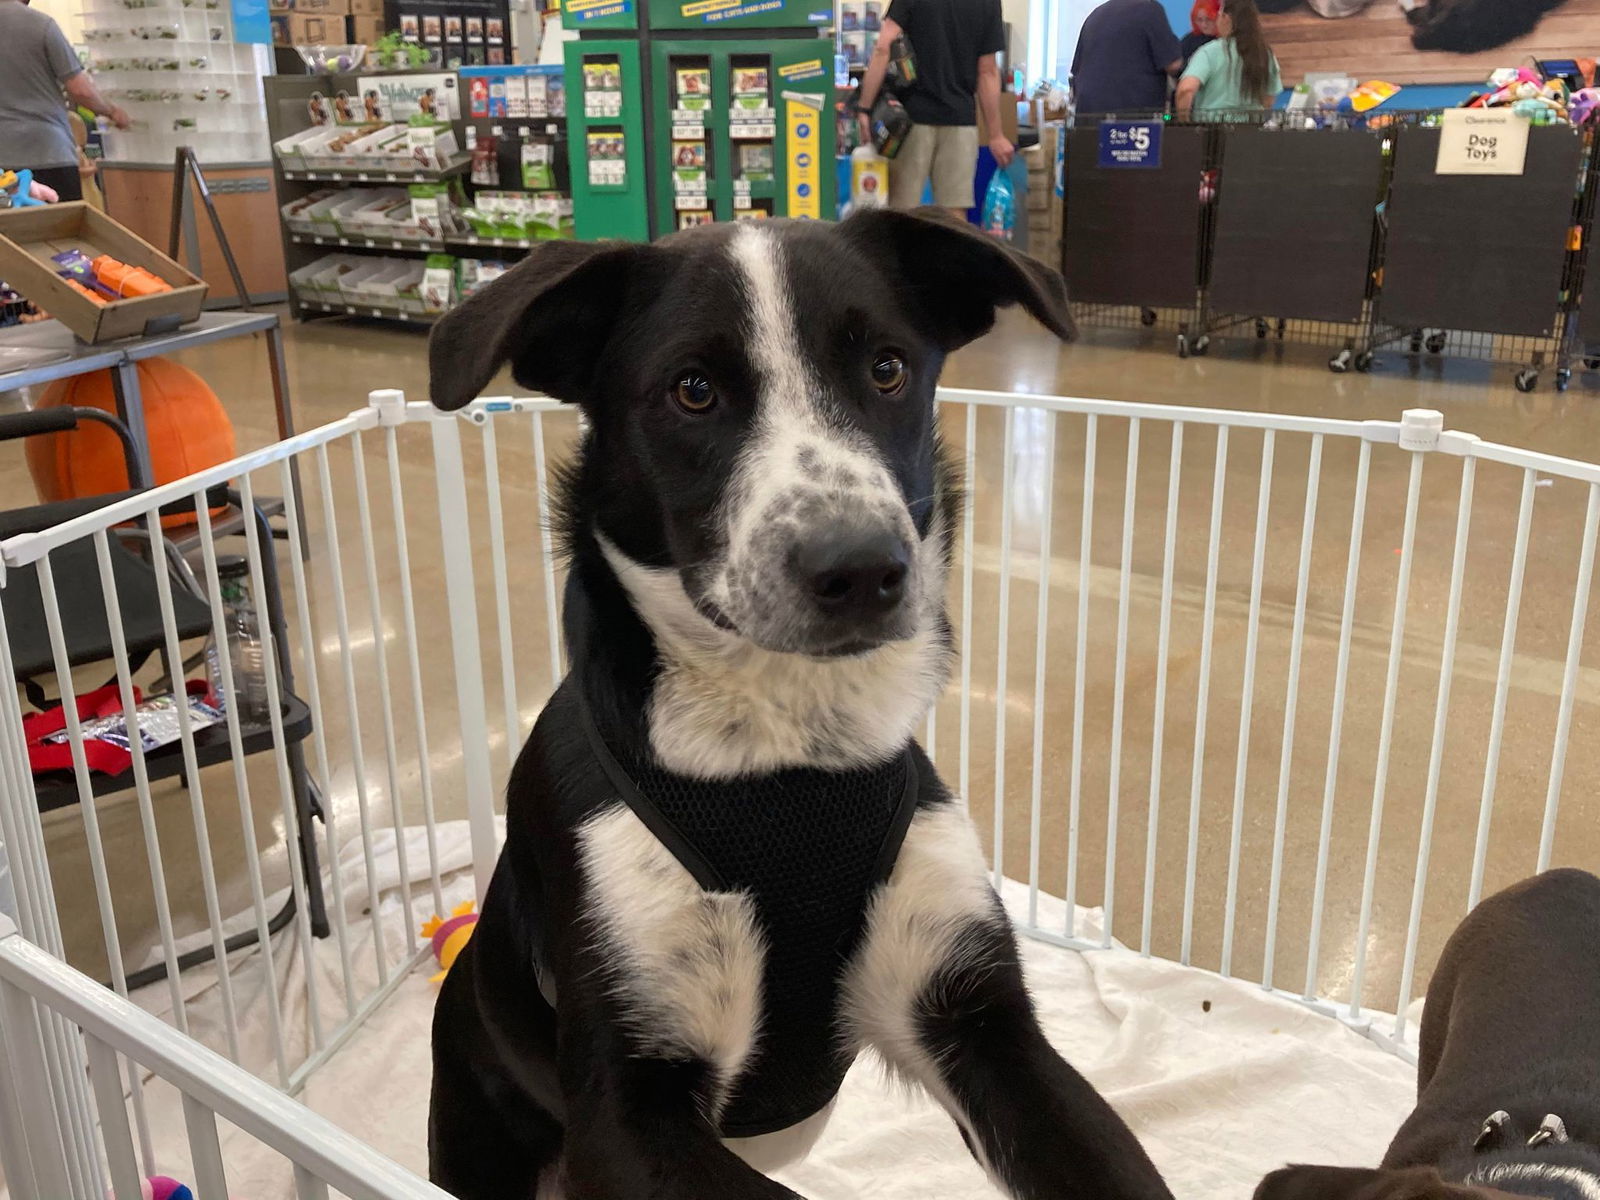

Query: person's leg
888 124 935 210
26 166 83 202
928 125 980 216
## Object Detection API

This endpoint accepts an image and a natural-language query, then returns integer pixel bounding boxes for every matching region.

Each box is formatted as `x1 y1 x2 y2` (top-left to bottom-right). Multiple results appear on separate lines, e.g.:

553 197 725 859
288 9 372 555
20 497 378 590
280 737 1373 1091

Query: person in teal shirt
1175 0 1281 119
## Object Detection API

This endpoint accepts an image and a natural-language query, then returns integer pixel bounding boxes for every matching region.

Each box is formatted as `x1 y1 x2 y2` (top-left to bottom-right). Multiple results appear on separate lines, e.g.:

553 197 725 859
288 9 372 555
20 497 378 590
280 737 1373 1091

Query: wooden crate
0 202 207 343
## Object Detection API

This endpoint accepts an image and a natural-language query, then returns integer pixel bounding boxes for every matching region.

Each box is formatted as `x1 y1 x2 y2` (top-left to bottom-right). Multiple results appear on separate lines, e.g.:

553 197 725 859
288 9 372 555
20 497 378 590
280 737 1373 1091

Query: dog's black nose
799 531 910 618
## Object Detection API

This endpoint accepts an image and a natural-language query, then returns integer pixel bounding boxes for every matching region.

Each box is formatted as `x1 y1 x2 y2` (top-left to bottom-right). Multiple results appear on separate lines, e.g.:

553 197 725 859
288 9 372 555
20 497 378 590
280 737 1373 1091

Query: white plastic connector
1398 408 1444 453
369 389 407 427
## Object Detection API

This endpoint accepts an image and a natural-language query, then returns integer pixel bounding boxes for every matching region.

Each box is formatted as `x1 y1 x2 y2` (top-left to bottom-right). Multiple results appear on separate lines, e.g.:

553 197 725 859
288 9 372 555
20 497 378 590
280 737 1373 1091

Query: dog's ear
1256 1165 1501 1200
840 205 1075 351
428 239 642 411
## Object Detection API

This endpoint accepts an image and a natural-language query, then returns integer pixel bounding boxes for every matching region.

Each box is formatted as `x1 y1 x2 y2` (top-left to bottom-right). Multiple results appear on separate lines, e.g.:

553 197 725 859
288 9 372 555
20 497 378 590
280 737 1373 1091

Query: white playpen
0 386 1596 1200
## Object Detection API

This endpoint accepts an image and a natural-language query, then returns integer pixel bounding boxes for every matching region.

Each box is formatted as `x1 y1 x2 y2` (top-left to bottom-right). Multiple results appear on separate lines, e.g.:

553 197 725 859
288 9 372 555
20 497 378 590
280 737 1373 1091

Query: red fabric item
23 680 211 778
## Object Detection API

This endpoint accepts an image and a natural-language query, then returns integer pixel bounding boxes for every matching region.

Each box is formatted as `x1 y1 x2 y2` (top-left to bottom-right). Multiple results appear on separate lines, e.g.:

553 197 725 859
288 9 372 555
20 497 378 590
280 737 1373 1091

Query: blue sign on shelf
1098 120 1162 169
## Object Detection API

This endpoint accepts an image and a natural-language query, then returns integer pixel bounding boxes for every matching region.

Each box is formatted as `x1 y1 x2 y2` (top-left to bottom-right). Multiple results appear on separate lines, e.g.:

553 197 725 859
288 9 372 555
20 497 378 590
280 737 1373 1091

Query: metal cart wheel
1355 351 1375 372
1255 319 1269 339
1426 332 1448 355
1515 368 1539 393
1555 368 1572 393
1192 335 1210 356
1178 333 1190 358
1409 332 1423 353
1329 349 1352 373
1141 308 1158 327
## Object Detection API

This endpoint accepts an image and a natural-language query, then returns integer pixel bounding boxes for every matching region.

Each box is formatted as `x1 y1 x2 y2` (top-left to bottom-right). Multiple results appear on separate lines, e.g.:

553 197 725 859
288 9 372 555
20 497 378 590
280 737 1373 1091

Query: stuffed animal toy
135 1177 194 1200
421 902 478 983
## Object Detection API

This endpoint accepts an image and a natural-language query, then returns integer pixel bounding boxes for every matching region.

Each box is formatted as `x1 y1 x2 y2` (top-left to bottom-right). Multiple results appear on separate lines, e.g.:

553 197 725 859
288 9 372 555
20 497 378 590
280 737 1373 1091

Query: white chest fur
578 804 767 1114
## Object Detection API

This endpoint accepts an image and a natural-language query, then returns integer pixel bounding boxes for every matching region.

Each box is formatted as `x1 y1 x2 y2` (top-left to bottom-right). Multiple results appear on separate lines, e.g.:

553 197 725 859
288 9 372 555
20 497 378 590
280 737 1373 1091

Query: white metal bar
1350 451 1426 1018
1537 481 1600 872
350 433 417 953
87 1036 141 1200
1066 413 1097 937
1304 441 1371 1001
531 410 565 690
315 442 391 987
1469 469 1536 910
141 514 244 1060
34 554 132 992
1262 436 1322 990
935 387 1400 442
478 417 521 772
181 1094 229 1200
295 1165 332 1200
2 411 375 566
958 402 978 809
237 473 325 1051
0 980 71 1200
1141 423 1183 957
0 932 453 1200
384 425 447 913
430 416 500 899
1103 418 1141 949
90 531 188 1030
0 997 40 1200
992 407 1017 888
1182 427 1228 965
1026 410 1058 928
1220 430 1275 977
1393 458 1476 1040
191 497 290 1085
278 455 358 1017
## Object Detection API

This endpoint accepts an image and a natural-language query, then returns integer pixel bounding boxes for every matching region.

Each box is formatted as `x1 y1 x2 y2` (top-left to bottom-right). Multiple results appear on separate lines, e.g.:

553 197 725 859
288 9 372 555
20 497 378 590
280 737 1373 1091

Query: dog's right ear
428 239 642 411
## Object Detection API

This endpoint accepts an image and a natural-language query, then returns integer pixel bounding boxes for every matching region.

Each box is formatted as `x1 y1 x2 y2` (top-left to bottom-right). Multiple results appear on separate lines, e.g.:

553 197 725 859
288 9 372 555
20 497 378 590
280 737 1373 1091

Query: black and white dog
424 209 1173 1200
1254 868 1600 1200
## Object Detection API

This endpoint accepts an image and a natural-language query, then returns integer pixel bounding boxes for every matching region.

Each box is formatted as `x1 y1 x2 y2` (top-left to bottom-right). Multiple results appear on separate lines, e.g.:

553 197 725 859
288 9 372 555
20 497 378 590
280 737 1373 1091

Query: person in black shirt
855 0 1011 213
1069 0 1183 114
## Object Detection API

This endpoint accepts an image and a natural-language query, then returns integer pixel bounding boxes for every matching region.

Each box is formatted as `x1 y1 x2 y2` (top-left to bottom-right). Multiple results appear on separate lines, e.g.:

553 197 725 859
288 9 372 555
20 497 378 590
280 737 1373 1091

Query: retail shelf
280 156 471 183
290 233 447 253
447 234 538 251
298 300 440 323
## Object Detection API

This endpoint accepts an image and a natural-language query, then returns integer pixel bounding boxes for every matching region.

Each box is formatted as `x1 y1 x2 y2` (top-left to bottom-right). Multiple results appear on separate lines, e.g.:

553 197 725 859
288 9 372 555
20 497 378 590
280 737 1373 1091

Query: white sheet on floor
110 828 1417 1200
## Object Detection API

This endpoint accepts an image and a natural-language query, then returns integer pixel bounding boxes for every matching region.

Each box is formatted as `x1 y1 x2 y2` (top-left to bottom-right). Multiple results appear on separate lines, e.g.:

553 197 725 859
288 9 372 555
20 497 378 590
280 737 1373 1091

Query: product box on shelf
0 203 206 344
349 15 384 45
284 12 342 42
291 0 350 13
348 0 384 13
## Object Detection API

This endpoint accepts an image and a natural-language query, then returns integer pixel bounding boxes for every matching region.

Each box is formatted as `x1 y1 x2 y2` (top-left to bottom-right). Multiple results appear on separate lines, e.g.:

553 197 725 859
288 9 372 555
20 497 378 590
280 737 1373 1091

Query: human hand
109 105 132 130
989 135 1015 166
856 110 872 147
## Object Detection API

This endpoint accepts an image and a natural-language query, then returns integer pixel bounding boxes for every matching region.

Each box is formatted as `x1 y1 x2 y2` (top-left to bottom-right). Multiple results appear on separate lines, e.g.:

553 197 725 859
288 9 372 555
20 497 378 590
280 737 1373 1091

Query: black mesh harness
551 683 921 1138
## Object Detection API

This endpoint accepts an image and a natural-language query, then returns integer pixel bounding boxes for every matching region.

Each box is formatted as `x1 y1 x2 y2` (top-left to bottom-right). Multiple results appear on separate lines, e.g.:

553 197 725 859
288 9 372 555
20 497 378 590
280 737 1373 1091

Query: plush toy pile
1467 66 1599 125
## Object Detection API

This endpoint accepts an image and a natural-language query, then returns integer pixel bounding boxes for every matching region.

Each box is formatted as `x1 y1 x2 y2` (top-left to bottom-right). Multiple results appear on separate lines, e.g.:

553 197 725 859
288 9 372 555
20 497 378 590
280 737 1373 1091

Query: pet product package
421 253 455 313
521 138 555 189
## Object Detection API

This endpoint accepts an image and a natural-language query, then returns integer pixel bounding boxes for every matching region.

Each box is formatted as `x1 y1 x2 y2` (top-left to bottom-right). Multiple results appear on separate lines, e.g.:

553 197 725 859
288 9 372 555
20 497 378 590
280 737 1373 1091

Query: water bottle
208 554 269 724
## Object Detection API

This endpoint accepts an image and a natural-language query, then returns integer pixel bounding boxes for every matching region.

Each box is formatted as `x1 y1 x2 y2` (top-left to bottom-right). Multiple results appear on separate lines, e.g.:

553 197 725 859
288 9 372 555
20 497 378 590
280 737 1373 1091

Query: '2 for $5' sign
1435 108 1530 176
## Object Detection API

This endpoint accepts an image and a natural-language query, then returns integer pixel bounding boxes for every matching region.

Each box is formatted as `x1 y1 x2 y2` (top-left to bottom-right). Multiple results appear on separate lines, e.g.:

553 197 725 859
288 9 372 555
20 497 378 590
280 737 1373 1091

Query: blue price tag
1098 120 1163 169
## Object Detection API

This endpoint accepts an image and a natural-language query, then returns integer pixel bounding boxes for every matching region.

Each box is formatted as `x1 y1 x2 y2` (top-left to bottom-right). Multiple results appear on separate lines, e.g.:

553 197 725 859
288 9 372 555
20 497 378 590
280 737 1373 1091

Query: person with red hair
1180 0 1219 67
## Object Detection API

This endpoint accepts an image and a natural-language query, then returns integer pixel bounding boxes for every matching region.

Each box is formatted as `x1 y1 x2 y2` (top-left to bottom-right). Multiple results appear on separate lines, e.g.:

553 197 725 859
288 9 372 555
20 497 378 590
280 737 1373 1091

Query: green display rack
563 0 836 240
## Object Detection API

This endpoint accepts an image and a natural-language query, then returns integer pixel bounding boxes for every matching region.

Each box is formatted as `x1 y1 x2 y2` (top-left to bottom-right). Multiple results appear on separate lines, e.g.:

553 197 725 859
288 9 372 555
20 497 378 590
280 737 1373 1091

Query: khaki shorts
889 123 979 210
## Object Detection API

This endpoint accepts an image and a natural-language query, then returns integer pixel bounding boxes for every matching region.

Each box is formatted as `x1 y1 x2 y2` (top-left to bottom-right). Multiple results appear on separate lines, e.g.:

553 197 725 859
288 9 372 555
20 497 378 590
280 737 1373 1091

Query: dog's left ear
427 239 643 411
841 206 1075 351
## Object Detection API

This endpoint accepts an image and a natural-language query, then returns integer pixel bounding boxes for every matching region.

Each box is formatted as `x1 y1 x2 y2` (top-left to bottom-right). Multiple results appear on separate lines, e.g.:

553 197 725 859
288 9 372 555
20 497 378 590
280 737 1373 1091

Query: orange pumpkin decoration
27 357 236 528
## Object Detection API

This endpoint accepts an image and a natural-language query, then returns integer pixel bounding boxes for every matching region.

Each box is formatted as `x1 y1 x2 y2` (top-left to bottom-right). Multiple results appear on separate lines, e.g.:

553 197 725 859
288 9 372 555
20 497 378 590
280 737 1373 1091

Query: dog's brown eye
870 352 908 395
672 372 717 414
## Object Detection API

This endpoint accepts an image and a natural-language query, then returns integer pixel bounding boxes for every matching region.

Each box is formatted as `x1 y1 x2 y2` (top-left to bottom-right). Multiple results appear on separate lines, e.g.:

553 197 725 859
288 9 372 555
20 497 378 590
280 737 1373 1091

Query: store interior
2 1 1600 1198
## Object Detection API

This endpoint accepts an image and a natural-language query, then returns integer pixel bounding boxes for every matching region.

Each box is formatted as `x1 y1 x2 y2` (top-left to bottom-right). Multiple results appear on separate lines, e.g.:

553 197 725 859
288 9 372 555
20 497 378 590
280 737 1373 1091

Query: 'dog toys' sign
1435 109 1530 176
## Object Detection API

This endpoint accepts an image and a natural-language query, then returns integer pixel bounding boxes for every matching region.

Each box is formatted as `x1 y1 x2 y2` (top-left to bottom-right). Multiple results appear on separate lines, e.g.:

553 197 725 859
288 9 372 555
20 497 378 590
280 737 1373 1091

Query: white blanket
113 828 1417 1200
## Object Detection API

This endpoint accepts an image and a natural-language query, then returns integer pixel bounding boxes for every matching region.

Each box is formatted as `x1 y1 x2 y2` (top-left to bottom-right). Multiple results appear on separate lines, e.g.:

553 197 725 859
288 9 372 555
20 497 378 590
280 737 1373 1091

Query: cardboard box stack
272 0 388 47
1025 121 1064 270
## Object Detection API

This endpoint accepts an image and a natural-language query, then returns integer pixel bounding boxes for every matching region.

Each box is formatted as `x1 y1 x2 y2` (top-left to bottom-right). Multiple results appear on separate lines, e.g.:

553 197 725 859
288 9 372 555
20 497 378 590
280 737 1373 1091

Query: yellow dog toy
421 901 479 982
